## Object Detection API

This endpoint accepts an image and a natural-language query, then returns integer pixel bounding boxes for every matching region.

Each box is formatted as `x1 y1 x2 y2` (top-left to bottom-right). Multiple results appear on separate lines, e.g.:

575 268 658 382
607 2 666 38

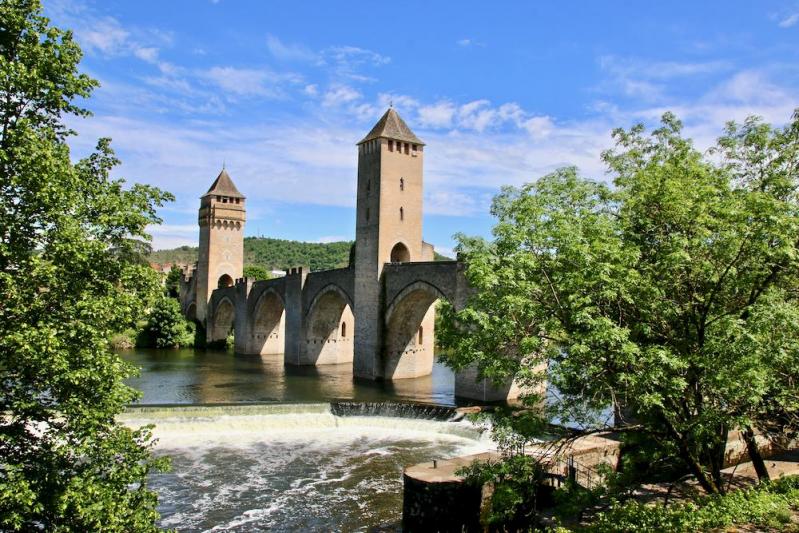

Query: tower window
400 207 404 221
418 326 423 345
366 179 371 193
341 322 347 337
388 140 394 152
400 178 404 191
404 143 409 154
366 208 370 222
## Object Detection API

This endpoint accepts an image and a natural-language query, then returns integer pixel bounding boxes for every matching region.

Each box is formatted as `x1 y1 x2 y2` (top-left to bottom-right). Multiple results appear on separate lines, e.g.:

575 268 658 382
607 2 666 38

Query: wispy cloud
456 38 484 47
597 55 733 102
778 12 799 27
266 34 319 62
201 66 302 98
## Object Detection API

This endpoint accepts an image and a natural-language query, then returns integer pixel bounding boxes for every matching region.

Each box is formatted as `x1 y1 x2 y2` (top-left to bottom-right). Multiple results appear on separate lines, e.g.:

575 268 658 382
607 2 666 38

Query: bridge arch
301 284 354 365
249 288 285 355
383 280 446 379
208 296 235 344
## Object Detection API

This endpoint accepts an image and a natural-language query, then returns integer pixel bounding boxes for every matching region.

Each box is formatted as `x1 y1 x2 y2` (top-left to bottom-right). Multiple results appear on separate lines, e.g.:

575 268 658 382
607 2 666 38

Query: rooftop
202 168 245 199
358 108 424 146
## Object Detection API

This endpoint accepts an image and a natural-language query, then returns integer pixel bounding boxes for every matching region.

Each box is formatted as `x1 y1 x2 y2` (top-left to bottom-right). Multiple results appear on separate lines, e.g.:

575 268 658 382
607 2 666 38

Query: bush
139 297 195 348
109 329 137 349
584 475 799 532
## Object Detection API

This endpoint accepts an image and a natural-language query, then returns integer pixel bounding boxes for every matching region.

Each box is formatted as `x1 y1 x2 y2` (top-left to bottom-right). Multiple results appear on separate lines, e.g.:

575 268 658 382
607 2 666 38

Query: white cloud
456 38 484 47
597 55 733 103
322 85 362 107
599 55 731 80
327 46 390 67
80 17 131 55
418 102 456 128
133 46 159 62
778 13 799 27
202 66 301 97
266 34 319 62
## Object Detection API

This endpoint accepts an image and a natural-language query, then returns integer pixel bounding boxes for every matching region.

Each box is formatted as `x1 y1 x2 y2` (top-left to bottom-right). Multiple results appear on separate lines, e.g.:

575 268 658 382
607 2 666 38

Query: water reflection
121 348 459 406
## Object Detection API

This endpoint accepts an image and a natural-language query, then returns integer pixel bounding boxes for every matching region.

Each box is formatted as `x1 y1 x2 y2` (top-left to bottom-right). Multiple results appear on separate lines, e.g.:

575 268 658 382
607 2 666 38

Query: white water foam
121 403 493 532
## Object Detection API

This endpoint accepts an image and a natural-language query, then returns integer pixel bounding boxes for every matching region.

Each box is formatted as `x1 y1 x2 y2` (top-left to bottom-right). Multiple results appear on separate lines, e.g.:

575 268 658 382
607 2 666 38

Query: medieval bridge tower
181 109 521 401
193 169 245 325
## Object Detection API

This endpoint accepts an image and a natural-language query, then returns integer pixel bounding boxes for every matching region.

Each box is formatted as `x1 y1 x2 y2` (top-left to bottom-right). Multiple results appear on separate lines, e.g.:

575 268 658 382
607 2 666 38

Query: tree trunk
742 426 770 482
709 425 728 494
677 440 720 494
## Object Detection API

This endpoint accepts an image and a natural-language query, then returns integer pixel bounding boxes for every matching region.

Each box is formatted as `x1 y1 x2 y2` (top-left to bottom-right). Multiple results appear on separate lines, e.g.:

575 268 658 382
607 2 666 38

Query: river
120 348 493 532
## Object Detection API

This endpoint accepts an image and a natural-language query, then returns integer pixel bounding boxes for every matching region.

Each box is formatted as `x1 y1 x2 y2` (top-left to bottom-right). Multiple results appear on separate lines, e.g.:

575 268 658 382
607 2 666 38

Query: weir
119 402 490 444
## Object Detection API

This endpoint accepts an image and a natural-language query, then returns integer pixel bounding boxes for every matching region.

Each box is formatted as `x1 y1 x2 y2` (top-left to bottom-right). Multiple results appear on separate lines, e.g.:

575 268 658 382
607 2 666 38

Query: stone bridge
179 108 522 401
203 261 483 386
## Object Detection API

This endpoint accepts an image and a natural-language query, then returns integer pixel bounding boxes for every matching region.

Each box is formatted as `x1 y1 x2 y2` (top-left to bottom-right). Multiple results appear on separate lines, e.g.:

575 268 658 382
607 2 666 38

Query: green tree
140 297 194 349
0 1 172 530
243 264 272 280
439 112 799 495
164 264 182 297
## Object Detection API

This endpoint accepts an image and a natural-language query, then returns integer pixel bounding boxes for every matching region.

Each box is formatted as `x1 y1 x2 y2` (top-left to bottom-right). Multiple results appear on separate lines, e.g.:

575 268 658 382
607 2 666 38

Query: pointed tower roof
358 108 424 146
202 168 245 199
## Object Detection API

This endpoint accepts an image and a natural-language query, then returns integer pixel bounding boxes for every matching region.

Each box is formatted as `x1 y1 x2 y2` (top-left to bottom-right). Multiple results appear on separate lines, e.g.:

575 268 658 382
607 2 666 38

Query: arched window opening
366 179 371 193
400 177 404 191
390 242 410 263
341 322 347 337
400 207 404 221
418 326 423 345
218 274 234 288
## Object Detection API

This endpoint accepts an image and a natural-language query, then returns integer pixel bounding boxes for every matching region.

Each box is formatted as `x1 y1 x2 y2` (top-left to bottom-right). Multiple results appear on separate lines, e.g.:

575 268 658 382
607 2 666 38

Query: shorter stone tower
195 169 246 324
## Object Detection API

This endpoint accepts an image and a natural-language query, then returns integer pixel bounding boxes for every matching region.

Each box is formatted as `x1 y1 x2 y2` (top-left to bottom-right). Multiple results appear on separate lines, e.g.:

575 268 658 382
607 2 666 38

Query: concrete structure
179 109 520 400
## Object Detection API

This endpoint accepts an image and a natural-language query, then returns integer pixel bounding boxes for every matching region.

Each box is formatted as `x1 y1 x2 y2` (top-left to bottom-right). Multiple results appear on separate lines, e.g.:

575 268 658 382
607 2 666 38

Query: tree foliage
149 237 453 273
139 297 195 349
439 111 799 496
0 1 172 529
243 264 272 280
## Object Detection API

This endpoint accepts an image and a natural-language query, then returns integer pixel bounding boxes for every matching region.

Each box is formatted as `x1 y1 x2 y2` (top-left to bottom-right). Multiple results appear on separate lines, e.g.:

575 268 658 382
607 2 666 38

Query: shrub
139 297 194 348
585 475 799 532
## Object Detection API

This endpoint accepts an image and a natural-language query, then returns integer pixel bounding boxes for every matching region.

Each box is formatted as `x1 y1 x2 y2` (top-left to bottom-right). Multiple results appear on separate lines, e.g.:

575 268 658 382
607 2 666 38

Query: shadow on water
121 347 461 406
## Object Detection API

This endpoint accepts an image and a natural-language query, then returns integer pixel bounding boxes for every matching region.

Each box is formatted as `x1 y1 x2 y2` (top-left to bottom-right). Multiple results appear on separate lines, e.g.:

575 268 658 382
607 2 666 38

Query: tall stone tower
195 169 246 324
353 108 431 379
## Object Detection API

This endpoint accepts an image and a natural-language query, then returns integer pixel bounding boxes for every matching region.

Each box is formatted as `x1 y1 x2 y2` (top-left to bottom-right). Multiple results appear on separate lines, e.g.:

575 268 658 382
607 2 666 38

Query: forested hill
148 236 451 272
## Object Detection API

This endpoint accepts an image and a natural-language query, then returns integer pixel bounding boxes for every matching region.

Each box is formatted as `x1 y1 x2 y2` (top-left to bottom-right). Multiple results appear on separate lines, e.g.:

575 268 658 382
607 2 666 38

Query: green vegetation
149 236 453 272
0 1 171 530
440 110 799 500
138 297 195 349
243 264 272 280
572 475 799 532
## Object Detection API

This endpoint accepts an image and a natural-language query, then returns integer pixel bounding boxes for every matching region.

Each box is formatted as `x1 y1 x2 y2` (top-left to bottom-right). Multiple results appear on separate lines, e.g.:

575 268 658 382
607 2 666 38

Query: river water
120 349 493 532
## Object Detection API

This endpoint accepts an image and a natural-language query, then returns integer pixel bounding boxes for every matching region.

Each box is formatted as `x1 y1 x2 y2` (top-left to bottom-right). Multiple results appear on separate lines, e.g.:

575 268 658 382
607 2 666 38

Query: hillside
148 236 451 272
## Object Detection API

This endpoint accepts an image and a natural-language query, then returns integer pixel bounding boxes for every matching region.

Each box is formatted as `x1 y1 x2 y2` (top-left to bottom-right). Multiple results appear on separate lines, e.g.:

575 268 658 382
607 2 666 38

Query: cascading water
121 402 492 532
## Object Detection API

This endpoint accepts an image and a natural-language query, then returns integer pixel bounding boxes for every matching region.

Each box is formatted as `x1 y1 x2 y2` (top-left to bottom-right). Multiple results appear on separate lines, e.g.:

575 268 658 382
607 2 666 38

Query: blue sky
46 1 799 257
